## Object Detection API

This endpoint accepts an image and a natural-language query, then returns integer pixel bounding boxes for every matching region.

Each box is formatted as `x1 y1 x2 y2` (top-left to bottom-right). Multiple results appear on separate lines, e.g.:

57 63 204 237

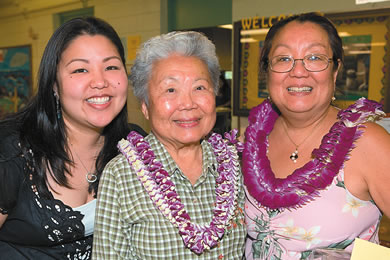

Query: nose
179 91 196 110
90 71 108 89
289 59 309 77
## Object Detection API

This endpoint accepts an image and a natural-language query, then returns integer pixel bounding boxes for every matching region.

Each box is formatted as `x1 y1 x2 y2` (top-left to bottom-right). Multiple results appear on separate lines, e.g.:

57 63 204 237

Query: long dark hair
1 17 129 197
260 12 344 73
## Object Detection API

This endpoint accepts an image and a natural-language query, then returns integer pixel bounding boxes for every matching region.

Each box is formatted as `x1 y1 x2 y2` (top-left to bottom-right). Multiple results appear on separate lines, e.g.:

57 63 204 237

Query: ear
141 102 149 120
333 60 341 84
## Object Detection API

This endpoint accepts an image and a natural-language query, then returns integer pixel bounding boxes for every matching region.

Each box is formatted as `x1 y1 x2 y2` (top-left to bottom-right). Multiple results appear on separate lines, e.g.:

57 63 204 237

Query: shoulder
0 125 22 160
337 98 389 153
347 121 390 215
348 121 390 176
357 122 390 151
128 123 147 137
0 126 25 213
101 151 141 186
98 149 147 204
103 153 132 177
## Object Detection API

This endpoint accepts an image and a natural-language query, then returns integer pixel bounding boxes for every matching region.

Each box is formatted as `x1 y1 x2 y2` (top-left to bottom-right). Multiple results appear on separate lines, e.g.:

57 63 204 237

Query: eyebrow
158 76 178 84
306 42 328 49
193 78 211 84
65 56 121 67
158 76 210 85
273 42 328 50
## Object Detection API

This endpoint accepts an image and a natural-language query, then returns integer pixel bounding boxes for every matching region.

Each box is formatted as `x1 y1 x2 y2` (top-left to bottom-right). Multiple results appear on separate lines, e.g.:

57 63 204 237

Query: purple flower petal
243 98 384 210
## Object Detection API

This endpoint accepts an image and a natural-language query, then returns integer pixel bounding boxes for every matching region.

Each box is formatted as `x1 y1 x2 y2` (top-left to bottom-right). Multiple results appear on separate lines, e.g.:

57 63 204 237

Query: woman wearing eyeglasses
243 12 390 260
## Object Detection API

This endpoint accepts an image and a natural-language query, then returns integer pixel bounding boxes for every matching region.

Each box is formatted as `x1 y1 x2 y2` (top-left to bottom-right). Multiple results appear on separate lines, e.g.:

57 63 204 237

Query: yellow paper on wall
351 238 390 260
127 35 141 61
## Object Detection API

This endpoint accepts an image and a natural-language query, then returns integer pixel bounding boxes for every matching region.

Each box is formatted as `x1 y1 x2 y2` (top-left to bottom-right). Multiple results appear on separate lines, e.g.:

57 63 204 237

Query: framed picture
233 10 390 116
0 45 32 118
327 10 390 109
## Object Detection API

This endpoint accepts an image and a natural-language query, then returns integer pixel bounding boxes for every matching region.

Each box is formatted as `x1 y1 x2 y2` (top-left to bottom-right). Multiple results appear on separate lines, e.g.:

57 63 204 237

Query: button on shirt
93 133 246 259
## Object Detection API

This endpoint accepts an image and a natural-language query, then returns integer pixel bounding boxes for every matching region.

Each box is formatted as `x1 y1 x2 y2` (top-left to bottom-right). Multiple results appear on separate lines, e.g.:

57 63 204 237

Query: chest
121 169 246 258
245 183 381 254
0 179 87 246
46 171 95 208
267 127 326 179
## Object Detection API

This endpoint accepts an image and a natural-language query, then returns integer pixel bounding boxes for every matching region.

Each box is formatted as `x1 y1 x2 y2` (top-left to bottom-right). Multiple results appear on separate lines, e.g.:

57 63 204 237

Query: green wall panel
168 0 232 31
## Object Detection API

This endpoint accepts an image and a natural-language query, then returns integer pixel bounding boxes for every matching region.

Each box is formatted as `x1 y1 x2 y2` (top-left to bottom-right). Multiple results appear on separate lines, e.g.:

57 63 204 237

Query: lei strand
243 97 384 211
118 129 244 254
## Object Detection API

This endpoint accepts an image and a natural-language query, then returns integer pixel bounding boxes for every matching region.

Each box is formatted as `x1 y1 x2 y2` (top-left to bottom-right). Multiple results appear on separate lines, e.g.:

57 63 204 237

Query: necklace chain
281 112 327 163
243 98 384 211
70 143 98 183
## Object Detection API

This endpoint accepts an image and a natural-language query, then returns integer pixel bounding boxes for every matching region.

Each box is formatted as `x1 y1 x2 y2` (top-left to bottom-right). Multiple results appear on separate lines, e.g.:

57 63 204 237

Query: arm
351 122 390 217
93 157 131 259
0 130 24 229
0 214 7 228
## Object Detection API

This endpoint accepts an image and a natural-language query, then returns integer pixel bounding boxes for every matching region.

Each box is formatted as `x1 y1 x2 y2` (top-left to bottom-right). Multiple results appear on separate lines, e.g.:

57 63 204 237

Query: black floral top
0 127 92 259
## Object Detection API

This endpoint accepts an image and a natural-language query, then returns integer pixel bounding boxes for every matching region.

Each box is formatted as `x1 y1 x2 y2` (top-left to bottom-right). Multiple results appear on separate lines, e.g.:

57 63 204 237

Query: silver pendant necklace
281 113 327 163
70 144 98 183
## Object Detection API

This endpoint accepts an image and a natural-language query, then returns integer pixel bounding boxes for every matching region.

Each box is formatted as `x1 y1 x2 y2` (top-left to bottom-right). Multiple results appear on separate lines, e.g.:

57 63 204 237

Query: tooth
176 120 198 124
288 87 312 92
87 96 110 104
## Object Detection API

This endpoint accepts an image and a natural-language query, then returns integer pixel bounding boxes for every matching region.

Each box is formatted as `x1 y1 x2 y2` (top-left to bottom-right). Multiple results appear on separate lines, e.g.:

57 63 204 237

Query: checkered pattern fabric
93 133 246 259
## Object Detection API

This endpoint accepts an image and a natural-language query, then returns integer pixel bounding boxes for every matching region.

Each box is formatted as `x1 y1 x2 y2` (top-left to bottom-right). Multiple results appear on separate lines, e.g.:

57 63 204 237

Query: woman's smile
287 86 313 93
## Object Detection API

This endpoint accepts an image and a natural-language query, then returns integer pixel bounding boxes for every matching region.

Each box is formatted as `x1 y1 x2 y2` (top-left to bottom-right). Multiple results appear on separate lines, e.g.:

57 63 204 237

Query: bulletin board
0 45 32 118
232 10 390 116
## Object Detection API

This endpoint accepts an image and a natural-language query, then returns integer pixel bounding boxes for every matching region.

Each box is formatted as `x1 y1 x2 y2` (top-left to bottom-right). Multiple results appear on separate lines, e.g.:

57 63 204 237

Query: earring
54 91 61 119
331 96 336 105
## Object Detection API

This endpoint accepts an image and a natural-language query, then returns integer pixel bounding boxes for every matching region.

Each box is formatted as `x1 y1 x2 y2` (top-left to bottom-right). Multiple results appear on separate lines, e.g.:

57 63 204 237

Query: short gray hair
130 31 220 105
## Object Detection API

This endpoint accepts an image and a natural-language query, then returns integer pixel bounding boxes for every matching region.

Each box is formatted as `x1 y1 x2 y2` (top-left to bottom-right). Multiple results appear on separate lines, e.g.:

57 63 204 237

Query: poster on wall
233 15 274 116
0 45 32 118
336 35 371 100
233 11 390 116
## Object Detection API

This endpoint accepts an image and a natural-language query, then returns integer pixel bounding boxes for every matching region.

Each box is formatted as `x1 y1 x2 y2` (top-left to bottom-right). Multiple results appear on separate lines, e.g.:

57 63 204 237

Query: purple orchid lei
117 129 243 254
243 97 385 211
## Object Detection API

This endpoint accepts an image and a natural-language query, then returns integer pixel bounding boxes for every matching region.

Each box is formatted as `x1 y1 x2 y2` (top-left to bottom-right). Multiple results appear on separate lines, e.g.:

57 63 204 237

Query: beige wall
94 0 161 132
0 0 160 132
3 0 390 134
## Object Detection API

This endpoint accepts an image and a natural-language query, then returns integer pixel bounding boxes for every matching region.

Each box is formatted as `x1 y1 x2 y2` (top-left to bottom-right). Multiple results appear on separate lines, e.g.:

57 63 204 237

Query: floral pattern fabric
245 171 381 259
244 106 383 260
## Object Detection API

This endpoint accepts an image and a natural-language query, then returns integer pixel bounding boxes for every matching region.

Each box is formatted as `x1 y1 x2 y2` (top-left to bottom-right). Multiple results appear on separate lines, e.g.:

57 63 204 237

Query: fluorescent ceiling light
347 50 372 54
339 32 352 37
218 24 233 29
240 38 258 43
352 42 385 47
240 28 270 35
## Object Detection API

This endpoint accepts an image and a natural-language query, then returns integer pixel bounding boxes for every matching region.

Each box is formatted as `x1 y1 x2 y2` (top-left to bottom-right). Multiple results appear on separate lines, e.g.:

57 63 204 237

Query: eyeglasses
269 54 333 73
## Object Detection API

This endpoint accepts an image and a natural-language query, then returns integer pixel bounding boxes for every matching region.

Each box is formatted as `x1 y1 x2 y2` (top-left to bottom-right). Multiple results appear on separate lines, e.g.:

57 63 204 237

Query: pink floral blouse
244 168 382 259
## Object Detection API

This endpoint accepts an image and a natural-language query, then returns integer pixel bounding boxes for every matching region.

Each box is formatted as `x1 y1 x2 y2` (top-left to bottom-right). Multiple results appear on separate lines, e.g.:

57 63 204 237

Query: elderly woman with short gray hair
93 31 246 259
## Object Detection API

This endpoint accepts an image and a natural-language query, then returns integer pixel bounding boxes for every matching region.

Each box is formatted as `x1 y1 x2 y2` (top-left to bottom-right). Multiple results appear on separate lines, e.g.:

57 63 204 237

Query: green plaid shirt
93 133 246 259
